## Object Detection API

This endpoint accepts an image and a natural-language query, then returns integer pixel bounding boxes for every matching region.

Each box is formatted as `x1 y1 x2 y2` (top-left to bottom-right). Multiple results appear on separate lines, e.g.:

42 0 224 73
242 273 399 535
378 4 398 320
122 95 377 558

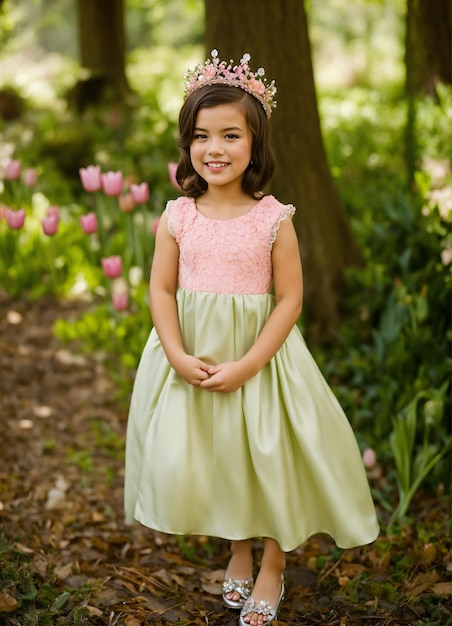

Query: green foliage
0 541 97 625
314 84 452 523
389 385 451 527
126 0 204 49
53 285 152 378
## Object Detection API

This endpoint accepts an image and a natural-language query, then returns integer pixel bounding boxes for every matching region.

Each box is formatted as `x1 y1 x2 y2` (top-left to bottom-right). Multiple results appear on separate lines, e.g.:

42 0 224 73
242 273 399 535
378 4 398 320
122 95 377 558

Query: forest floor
0 293 450 626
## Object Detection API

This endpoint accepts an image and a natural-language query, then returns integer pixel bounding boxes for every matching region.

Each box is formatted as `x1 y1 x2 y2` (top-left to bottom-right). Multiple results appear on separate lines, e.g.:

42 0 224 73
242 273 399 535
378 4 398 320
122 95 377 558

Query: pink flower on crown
203 66 217 81
248 78 266 95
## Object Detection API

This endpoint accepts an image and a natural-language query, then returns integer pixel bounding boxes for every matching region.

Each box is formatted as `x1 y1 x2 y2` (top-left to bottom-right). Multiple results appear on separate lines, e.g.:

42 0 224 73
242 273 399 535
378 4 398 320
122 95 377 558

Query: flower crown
184 49 277 119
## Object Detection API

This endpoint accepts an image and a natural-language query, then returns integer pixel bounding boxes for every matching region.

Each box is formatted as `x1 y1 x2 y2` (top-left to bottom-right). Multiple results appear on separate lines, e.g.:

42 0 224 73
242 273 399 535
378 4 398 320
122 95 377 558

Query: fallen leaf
54 562 73 580
404 571 440 597
86 605 104 617
0 592 18 613
124 616 143 626
431 582 452 595
202 582 222 595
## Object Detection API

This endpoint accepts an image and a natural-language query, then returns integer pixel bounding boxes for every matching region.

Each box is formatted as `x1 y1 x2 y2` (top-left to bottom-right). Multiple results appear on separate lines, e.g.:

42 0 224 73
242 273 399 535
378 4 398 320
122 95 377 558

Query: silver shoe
239 577 285 625
222 576 253 609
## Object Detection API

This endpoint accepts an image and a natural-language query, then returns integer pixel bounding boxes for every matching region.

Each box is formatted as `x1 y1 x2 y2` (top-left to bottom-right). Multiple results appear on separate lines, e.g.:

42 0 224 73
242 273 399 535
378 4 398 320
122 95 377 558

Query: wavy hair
176 85 275 199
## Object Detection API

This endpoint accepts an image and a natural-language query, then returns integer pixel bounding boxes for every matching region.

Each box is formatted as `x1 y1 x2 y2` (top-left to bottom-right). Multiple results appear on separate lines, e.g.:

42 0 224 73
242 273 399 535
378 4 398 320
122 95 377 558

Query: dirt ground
0 293 450 625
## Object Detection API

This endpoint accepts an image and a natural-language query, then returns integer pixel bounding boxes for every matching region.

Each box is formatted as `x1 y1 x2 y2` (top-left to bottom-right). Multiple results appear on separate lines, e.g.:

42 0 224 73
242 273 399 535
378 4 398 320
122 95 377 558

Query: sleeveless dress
124 195 379 552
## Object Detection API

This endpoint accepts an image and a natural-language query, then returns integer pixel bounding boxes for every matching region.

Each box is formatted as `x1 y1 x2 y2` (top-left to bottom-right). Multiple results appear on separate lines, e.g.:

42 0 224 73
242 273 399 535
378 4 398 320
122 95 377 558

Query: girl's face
189 104 253 192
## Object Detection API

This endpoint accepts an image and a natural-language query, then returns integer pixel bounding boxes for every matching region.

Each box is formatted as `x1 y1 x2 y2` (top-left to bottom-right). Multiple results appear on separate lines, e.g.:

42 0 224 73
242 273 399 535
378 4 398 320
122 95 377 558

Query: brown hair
176 85 275 199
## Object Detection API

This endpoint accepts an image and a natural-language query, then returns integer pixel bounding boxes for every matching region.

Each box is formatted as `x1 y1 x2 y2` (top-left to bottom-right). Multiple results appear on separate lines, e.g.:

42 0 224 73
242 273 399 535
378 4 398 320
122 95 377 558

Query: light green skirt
124 289 379 551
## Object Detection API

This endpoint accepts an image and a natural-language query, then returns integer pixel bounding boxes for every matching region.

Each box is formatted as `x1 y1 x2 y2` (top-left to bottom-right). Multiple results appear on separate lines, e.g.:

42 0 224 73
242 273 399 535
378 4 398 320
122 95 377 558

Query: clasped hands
174 354 250 393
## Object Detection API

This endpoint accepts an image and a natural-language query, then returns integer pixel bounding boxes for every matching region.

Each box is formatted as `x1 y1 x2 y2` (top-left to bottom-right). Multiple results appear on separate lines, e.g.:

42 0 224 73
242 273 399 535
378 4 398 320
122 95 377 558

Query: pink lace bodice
166 195 295 295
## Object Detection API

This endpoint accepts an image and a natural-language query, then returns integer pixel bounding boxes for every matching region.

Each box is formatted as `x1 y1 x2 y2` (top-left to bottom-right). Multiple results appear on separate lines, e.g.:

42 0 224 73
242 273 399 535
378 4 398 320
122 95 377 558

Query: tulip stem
95 193 107 246
141 204 148 273
2 228 16 291
126 212 135 269
47 237 58 292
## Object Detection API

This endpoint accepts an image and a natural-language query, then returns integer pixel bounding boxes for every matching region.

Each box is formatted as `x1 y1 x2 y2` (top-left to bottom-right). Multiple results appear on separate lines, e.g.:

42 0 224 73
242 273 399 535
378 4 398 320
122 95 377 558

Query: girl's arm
150 212 211 386
200 216 303 392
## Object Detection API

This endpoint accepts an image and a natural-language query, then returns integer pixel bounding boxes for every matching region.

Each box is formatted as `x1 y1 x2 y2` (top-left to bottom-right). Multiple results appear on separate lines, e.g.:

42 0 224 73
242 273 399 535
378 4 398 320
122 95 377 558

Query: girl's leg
225 539 253 603
241 538 286 625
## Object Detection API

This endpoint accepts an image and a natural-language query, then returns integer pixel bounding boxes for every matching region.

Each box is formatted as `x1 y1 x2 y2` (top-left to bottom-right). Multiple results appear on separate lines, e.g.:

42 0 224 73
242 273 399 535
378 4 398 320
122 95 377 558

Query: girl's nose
208 139 224 155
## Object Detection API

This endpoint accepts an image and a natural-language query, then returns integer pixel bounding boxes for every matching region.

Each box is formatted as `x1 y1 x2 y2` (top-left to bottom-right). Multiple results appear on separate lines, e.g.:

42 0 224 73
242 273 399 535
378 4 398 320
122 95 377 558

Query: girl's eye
193 133 207 140
225 134 239 140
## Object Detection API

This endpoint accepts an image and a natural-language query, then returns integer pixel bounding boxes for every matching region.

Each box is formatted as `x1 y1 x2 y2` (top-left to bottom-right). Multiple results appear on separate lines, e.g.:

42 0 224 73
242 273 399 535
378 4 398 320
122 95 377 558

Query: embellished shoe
239 577 285 625
222 576 254 609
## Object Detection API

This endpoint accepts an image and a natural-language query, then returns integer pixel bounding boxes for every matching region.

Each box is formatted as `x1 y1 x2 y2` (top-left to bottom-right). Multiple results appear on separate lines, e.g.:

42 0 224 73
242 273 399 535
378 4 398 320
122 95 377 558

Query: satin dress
124 195 379 551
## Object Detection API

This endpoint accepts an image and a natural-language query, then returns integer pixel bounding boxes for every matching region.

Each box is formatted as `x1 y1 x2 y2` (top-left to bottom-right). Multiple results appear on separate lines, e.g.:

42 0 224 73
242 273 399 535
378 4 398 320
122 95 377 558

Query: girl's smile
205 161 230 172
190 104 253 190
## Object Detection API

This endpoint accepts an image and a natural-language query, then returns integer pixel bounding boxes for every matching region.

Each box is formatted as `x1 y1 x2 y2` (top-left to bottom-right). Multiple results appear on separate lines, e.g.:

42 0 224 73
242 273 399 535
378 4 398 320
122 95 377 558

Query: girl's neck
197 188 258 219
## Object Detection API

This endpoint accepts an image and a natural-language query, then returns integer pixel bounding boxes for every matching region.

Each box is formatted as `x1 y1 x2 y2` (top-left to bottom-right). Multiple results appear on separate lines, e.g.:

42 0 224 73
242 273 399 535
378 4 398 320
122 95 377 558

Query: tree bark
404 0 451 180
205 0 363 342
405 0 451 97
74 0 129 108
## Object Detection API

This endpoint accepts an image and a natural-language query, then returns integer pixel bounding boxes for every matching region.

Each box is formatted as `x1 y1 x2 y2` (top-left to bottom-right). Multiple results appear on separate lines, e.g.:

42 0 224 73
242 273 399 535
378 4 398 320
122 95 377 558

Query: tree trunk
405 0 451 97
74 0 129 109
205 0 363 343
404 0 451 180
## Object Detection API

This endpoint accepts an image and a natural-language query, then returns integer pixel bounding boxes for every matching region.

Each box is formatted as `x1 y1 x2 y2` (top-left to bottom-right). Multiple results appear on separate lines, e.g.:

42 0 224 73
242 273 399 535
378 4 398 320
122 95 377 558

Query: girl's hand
174 354 212 387
199 361 250 393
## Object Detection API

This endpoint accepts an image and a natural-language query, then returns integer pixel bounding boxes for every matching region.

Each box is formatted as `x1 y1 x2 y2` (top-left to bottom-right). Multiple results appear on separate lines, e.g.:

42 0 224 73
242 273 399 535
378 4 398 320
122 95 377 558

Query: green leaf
49 591 71 612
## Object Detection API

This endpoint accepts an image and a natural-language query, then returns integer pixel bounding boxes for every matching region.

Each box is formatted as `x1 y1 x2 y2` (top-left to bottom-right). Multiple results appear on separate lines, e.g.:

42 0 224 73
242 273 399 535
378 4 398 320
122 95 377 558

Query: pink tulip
168 162 182 191
5 208 26 229
130 182 149 204
46 205 60 218
80 212 98 234
119 193 135 212
79 165 102 192
41 214 59 236
101 255 123 278
102 171 123 197
5 159 21 181
112 291 129 311
362 447 377 469
150 217 160 236
23 168 37 187
23 168 38 187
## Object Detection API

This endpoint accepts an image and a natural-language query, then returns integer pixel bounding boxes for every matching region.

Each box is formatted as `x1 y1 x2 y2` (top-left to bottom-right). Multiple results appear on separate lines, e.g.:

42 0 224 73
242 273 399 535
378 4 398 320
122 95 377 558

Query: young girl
124 50 379 626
